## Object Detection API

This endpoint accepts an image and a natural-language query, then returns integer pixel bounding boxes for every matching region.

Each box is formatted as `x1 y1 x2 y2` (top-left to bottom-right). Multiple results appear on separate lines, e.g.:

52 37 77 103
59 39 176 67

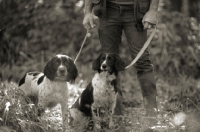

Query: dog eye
100 57 105 61
63 61 69 66
54 61 60 66
108 56 114 61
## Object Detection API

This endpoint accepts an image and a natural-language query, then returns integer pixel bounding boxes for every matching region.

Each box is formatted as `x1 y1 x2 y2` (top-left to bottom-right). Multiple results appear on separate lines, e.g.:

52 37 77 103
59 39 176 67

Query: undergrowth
0 77 200 132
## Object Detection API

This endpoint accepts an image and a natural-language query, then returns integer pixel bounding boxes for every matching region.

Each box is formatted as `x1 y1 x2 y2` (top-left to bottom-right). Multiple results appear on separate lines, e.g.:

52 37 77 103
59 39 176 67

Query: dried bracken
1 80 200 132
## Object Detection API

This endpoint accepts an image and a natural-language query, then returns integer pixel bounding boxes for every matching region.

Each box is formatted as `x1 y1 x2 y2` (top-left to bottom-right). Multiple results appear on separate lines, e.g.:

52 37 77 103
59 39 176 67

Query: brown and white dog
70 53 125 130
18 54 78 130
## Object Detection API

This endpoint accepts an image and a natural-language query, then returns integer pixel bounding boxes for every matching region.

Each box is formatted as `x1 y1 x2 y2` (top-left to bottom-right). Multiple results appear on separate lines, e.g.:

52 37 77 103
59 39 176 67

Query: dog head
92 53 126 75
44 54 78 82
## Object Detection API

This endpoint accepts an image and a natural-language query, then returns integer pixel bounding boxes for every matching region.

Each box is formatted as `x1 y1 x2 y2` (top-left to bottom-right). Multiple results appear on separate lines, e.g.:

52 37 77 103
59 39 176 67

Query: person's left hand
143 21 156 30
142 10 158 30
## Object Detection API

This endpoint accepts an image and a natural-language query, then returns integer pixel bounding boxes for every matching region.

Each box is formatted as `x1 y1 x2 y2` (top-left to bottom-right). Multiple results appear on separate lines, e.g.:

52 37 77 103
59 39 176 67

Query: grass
0 76 200 132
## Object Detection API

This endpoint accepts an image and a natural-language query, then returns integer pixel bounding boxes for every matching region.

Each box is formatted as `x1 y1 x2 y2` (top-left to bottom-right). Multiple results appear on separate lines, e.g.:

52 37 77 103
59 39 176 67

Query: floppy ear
67 59 78 83
92 53 102 72
44 57 57 80
114 54 126 71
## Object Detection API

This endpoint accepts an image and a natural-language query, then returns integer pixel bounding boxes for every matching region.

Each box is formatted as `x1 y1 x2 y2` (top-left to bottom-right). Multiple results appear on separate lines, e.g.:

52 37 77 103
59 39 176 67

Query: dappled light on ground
0 80 200 132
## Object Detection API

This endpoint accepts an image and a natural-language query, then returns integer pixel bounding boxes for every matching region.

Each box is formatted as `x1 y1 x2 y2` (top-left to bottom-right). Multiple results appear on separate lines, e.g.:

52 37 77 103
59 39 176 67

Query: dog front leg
61 102 69 131
37 97 46 117
109 113 114 128
109 95 118 128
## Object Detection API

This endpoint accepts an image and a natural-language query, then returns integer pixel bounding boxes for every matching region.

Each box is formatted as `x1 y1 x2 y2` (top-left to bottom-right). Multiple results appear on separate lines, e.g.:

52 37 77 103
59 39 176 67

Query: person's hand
143 21 156 30
142 10 158 30
83 13 97 30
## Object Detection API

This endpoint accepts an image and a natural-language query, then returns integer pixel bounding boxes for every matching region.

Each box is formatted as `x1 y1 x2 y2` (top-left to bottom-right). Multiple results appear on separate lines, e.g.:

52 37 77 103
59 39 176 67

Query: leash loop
125 27 157 70
74 30 90 64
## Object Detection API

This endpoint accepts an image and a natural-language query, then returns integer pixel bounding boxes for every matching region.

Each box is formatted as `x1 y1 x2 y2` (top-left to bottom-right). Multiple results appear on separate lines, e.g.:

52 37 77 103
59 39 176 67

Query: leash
125 27 157 70
74 30 90 64
74 27 156 67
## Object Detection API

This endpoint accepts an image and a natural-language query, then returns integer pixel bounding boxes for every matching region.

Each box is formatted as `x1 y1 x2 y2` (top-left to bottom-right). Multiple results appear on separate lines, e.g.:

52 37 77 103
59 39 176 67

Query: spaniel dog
70 53 125 130
18 54 78 131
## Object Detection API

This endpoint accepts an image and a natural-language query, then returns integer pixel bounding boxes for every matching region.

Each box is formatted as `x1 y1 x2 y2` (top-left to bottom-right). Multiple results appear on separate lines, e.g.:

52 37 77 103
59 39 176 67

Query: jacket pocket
136 0 150 23
92 0 100 4
135 0 150 31
92 0 102 17
138 0 150 14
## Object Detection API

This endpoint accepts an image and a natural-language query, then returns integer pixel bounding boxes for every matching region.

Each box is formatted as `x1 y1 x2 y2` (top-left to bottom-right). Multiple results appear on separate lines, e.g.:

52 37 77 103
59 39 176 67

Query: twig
186 98 200 110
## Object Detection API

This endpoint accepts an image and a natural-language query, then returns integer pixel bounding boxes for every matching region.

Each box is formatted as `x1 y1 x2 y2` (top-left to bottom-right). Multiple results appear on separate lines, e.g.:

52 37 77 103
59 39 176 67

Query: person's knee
138 72 157 97
138 72 156 85
135 60 154 76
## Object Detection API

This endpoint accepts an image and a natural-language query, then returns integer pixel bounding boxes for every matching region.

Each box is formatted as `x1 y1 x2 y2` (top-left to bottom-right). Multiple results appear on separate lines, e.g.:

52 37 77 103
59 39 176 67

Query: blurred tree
189 0 200 21
168 0 200 21
151 0 200 79
0 0 103 81
0 0 199 82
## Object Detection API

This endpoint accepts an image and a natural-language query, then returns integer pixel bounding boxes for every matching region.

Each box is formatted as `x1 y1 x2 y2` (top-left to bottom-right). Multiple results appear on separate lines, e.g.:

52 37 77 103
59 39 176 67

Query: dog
70 53 125 130
18 54 78 131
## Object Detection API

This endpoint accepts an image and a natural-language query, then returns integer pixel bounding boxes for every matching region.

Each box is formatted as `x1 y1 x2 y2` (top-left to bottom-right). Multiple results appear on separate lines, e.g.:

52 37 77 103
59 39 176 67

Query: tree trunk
189 0 200 21
169 0 182 12
182 0 189 15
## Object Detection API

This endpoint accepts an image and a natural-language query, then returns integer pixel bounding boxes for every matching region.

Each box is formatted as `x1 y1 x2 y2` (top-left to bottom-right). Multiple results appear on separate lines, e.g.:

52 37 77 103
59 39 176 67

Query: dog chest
92 72 116 107
39 80 68 99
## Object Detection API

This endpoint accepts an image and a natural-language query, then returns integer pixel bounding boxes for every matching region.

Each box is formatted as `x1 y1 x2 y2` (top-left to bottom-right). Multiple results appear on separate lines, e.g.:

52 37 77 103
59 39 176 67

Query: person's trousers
98 1 157 115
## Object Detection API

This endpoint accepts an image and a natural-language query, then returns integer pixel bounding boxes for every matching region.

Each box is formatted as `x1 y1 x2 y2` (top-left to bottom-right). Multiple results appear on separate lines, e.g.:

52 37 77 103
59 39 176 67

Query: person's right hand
83 13 96 30
142 10 158 30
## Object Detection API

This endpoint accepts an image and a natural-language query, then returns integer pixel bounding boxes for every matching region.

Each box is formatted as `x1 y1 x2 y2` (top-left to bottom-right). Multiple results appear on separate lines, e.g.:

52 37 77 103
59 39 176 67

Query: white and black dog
70 53 125 130
18 54 78 130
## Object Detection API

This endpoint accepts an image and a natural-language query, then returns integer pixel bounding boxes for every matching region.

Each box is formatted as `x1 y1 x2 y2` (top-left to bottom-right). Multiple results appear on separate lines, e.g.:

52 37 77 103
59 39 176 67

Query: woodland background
0 0 200 102
0 0 200 131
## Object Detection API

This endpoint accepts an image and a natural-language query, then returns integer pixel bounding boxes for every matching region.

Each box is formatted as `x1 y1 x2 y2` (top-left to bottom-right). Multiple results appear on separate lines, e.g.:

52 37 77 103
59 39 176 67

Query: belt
107 1 134 11
108 0 135 5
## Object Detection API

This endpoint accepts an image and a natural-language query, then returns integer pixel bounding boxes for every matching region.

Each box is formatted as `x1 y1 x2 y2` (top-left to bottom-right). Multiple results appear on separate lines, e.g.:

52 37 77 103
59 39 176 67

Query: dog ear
44 57 57 80
114 54 126 71
18 73 27 87
92 53 102 72
67 59 78 83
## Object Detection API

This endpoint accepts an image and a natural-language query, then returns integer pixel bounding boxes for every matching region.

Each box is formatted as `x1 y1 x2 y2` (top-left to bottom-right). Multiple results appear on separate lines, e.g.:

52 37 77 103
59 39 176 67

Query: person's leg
98 9 122 53
124 19 157 132
123 12 157 116
98 1 124 115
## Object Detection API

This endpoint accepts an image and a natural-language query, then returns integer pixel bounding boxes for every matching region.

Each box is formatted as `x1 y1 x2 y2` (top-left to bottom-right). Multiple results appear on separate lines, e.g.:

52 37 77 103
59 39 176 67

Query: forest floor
0 79 200 132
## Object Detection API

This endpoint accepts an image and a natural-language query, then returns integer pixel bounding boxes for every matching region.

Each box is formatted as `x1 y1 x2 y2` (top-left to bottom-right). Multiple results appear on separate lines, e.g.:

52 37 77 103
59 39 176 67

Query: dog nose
102 64 107 69
58 66 66 73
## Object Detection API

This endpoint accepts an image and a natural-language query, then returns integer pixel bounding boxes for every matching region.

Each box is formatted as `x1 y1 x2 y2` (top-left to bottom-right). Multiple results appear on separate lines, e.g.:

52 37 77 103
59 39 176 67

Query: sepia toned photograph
0 0 200 132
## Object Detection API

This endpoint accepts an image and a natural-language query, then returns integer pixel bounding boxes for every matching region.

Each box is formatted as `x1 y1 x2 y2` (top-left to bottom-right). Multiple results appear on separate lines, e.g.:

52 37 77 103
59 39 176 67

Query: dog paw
109 120 115 128
95 123 101 129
